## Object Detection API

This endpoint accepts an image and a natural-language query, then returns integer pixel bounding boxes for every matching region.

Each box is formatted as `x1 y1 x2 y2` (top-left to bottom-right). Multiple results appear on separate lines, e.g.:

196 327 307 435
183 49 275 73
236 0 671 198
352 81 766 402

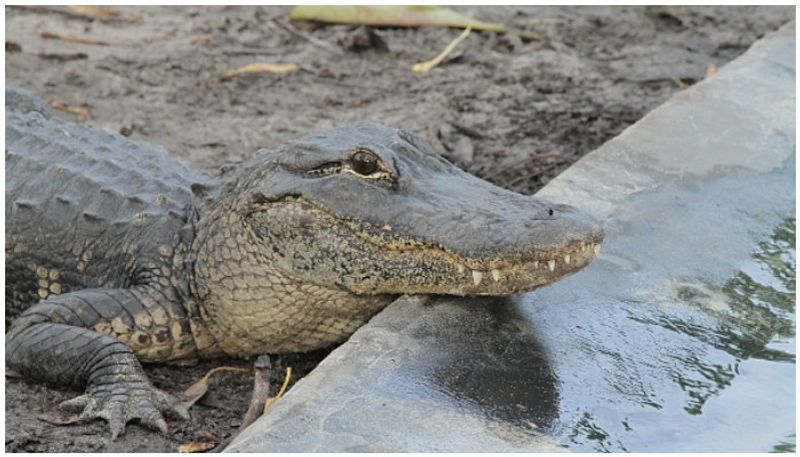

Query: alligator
5 85 604 439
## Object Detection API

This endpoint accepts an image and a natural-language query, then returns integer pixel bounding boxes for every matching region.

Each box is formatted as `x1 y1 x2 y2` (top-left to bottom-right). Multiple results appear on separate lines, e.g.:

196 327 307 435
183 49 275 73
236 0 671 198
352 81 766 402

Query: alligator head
217 122 603 298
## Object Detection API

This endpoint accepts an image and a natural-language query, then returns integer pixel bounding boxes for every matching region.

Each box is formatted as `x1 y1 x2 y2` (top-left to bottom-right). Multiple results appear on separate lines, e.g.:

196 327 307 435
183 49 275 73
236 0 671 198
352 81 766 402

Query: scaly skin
5 86 603 438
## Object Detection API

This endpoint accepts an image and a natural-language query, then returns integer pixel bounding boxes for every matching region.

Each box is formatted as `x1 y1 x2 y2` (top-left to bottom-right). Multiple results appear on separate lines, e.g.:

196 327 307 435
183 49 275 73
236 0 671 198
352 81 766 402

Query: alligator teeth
593 244 601 256
533 260 539 269
547 260 556 272
491 269 501 282
457 264 465 274
472 270 483 286
564 254 571 265
382 224 393 231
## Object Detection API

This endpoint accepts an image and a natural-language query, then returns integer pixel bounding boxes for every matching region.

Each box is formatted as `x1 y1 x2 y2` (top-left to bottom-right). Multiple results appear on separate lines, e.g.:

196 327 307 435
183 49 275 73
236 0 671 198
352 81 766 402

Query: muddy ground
4 5 793 453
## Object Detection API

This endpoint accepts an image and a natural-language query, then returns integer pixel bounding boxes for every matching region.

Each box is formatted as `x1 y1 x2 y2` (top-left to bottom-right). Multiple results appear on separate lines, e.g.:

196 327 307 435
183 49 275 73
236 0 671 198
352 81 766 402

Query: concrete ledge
227 22 795 452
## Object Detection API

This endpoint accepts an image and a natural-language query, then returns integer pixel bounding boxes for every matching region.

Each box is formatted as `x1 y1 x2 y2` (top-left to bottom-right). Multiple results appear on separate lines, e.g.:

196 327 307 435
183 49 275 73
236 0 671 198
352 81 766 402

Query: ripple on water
630 218 795 440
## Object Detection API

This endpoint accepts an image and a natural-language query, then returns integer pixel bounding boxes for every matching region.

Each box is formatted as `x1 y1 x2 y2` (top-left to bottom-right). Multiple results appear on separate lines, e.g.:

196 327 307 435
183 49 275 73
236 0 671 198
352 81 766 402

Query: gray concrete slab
227 22 795 452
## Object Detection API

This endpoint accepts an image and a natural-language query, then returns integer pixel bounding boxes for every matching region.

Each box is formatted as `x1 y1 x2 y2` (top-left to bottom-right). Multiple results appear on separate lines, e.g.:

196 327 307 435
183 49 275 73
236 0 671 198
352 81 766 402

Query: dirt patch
5 5 793 453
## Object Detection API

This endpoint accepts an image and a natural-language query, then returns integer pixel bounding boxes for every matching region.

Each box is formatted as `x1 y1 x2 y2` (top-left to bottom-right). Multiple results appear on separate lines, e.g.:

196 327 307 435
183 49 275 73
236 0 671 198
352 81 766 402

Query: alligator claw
59 383 186 439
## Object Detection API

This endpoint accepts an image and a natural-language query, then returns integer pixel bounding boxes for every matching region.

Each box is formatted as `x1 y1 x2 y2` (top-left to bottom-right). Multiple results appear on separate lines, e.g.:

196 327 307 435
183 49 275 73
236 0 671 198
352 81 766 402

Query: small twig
49 100 91 121
41 32 110 46
412 27 471 73
37 52 88 61
272 18 344 55
210 62 299 84
263 367 292 413
240 356 273 430
214 357 292 452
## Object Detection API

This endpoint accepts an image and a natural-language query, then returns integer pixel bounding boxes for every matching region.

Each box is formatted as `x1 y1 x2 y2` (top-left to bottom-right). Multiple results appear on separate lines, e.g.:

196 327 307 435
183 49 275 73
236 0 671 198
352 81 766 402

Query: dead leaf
40 32 109 46
38 412 81 426
68 5 121 19
289 5 543 41
213 63 299 83
704 63 717 79
180 366 251 409
412 27 471 73
177 442 216 453
49 100 91 121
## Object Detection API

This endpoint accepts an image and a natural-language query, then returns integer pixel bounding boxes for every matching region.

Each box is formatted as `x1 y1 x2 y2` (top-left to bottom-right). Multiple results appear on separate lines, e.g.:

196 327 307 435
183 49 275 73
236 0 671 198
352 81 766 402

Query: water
527 218 796 452
392 219 795 452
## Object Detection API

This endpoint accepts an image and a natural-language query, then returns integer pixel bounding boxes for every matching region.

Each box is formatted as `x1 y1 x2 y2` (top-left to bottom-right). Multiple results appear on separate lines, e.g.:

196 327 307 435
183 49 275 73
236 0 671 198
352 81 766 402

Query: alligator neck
189 198 393 356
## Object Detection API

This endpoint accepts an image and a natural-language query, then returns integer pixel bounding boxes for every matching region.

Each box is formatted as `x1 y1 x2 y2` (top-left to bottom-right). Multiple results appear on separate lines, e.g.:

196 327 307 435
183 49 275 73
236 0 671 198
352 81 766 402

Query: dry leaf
38 412 81 426
68 5 121 19
177 442 216 453
181 366 251 409
225 63 299 77
49 100 91 121
412 27 471 73
213 63 299 83
290 5 543 41
40 32 109 46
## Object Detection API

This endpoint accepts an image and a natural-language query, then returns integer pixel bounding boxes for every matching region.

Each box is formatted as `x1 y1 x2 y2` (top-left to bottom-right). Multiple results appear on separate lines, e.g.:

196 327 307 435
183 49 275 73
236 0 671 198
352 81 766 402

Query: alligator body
5 86 603 438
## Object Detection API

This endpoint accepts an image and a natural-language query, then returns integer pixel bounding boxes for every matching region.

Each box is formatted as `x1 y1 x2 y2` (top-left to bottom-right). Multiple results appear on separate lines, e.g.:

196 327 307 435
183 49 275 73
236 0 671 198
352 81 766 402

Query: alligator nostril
547 208 554 216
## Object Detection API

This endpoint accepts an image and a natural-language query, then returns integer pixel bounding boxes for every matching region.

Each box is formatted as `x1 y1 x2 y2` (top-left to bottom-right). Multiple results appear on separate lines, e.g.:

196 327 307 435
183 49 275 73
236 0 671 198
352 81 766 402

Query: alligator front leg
5 287 192 439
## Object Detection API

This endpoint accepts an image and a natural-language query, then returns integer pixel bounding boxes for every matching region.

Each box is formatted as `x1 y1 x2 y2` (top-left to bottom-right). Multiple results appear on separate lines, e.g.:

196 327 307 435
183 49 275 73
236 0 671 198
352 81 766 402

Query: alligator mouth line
354 222 599 266
339 215 602 291
269 196 602 291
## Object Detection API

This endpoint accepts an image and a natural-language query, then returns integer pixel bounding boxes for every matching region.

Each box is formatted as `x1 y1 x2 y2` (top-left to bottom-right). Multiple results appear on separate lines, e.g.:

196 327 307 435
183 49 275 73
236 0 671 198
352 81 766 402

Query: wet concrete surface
227 22 796 452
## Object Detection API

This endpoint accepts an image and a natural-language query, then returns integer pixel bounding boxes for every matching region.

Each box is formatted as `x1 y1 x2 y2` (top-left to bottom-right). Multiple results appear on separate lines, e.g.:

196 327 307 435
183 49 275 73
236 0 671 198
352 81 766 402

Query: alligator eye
350 150 381 176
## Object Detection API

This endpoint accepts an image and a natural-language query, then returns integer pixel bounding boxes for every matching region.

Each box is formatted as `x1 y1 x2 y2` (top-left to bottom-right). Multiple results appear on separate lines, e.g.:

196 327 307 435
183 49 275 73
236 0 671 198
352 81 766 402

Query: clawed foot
59 382 190 439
